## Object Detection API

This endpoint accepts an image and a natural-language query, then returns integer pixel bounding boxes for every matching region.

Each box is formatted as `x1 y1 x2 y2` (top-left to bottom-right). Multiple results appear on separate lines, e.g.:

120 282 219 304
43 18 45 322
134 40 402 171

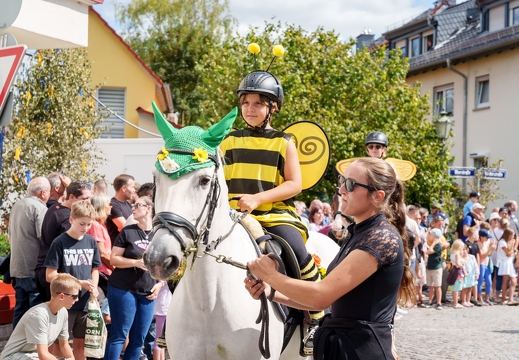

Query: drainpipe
446 58 468 188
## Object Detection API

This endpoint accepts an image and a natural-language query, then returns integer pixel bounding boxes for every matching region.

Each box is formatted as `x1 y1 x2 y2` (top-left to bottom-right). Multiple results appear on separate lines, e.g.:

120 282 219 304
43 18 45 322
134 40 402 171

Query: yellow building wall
406 47 519 206
87 10 161 138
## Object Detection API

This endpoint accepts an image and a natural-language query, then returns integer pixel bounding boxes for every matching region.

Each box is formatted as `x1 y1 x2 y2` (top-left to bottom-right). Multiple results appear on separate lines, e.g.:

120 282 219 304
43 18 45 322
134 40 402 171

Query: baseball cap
489 212 501 221
469 191 480 198
479 229 493 238
432 202 442 209
472 203 485 210
434 213 447 220
429 228 442 239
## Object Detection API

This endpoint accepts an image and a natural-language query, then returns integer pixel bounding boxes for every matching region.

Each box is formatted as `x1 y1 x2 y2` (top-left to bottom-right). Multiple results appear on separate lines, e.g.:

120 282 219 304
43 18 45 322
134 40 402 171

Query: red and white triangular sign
0 45 27 114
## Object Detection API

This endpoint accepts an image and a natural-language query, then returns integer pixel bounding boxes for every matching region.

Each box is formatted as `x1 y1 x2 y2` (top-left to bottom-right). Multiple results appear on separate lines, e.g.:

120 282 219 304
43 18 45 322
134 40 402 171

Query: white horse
143 105 339 360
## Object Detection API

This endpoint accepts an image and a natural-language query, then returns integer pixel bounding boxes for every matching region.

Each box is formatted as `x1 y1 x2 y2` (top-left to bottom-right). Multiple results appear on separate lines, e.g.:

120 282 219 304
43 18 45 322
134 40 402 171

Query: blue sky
94 0 438 40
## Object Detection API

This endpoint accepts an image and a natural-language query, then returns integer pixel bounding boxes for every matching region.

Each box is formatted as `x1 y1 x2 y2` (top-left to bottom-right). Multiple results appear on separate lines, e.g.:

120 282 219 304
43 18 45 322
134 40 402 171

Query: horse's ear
201 107 238 148
153 101 177 140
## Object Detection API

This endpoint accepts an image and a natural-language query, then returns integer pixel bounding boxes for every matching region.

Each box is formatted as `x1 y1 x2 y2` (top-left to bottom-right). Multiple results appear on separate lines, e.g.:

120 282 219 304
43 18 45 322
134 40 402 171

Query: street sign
448 166 476 178
482 168 507 180
0 44 26 114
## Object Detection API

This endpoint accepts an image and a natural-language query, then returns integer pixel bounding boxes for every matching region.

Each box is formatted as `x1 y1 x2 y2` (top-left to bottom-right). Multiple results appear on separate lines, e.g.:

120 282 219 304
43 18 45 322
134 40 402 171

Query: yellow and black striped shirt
220 129 308 241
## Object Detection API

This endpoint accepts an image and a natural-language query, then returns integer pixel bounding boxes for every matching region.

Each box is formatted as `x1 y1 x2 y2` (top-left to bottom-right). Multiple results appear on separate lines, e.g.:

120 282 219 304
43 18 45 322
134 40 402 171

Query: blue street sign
448 167 476 178
482 168 507 180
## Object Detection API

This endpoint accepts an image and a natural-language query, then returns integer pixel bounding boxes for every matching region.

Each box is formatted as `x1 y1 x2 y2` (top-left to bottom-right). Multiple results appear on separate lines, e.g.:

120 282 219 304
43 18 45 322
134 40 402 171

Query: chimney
356 29 375 50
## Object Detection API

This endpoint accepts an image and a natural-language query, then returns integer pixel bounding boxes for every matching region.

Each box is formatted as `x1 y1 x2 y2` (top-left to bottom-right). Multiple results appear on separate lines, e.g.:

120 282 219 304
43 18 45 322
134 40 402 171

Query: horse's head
143 103 238 281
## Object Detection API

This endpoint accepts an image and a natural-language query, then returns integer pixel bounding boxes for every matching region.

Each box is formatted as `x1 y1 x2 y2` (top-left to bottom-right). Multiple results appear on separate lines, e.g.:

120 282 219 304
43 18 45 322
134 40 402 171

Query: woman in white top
489 213 503 300
496 228 518 304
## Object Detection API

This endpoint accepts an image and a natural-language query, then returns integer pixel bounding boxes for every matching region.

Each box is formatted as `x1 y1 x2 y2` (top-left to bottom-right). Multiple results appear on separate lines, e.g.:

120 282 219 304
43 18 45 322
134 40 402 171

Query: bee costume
220 45 323 345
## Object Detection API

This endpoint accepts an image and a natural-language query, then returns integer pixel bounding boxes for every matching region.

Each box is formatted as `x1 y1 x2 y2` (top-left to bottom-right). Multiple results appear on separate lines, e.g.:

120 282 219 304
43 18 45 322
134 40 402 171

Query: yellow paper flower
46 123 51 135
318 267 327 280
21 91 31 106
248 43 261 54
49 84 54 97
193 148 208 163
82 160 87 172
37 53 43 67
157 147 169 161
272 45 285 57
14 146 21 161
13 173 19 183
79 127 89 139
16 126 25 139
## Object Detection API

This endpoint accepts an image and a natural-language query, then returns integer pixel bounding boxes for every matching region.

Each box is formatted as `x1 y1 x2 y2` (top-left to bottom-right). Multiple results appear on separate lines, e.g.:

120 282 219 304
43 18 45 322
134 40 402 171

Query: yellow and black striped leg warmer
300 254 324 321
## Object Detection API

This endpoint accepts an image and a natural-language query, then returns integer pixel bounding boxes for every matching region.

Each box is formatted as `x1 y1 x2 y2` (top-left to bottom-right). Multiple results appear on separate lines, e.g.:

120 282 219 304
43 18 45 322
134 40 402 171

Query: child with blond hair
450 240 466 309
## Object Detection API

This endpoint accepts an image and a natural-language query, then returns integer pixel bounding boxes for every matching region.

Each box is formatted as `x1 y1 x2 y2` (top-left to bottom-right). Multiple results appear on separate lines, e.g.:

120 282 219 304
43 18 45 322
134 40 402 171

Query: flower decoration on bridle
193 148 209 163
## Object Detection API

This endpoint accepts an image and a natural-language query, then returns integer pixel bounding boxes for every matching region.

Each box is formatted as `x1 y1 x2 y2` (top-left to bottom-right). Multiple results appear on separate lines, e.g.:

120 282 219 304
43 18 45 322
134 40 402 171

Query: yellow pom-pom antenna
272 45 285 57
266 44 285 72
248 43 261 54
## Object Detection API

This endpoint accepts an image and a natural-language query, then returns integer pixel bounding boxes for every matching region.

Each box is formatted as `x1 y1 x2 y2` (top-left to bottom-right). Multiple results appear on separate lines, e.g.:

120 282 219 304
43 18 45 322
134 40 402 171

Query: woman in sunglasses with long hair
246 157 415 359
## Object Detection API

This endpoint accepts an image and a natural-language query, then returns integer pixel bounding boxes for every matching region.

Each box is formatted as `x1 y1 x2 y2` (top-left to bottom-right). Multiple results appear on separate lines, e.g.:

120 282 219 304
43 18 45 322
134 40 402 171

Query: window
399 46 407 57
97 88 126 139
489 4 505 32
513 7 519 24
424 34 434 52
410 37 421 57
476 76 489 108
434 85 454 116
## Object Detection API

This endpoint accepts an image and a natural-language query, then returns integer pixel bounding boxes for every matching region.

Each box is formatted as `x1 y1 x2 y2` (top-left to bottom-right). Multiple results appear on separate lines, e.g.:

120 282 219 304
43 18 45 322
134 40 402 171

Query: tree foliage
115 0 235 125
0 48 105 212
194 22 456 207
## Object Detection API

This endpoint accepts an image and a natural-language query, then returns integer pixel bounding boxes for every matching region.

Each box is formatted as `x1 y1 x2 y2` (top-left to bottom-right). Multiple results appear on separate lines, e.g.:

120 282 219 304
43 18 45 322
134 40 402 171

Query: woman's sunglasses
367 144 384 150
338 174 376 192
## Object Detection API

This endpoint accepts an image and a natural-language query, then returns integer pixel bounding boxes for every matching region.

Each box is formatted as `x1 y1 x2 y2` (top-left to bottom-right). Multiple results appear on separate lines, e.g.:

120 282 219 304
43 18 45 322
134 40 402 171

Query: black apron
313 316 396 360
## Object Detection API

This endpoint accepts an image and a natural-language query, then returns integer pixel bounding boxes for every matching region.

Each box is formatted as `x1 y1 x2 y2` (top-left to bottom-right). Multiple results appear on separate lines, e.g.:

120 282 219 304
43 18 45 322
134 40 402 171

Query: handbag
447 266 462 286
84 297 107 359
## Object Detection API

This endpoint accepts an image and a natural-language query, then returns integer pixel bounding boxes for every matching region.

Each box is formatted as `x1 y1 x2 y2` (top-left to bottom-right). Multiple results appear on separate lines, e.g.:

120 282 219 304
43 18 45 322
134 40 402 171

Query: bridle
152 148 222 268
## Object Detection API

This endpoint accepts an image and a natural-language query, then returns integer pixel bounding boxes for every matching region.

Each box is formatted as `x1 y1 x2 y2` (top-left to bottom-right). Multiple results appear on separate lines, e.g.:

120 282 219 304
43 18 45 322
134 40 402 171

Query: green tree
115 0 234 125
195 22 456 207
0 48 105 212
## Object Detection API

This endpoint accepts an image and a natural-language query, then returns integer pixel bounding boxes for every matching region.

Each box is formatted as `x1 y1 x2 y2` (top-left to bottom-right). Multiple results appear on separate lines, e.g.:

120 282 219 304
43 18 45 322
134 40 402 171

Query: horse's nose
143 252 149 267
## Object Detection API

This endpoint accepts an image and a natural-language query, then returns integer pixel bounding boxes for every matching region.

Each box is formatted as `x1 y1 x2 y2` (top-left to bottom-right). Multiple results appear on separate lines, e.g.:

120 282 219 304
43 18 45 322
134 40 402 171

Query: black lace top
326 212 403 324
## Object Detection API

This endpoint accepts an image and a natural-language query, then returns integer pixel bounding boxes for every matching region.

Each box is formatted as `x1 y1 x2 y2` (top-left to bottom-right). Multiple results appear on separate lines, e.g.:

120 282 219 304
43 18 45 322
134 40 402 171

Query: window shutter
98 88 126 139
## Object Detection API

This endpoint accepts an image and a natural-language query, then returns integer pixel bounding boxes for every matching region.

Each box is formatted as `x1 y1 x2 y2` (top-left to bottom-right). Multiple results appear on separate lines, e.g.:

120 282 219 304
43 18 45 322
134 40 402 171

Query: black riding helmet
365 131 389 147
237 70 284 111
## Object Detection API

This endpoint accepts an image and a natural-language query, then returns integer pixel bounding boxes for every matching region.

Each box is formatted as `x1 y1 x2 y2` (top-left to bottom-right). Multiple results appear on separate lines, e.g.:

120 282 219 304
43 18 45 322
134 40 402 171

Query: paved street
394 302 519 359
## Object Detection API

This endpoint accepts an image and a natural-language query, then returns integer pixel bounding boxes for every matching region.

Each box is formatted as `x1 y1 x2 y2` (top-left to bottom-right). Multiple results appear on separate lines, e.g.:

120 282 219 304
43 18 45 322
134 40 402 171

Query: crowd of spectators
1 173 169 360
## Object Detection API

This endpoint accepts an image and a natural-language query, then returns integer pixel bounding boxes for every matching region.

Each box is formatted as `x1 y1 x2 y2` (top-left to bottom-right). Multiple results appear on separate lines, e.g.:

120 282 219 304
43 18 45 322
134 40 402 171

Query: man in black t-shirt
46 172 71 209
35 181 92 300
106 174 136 244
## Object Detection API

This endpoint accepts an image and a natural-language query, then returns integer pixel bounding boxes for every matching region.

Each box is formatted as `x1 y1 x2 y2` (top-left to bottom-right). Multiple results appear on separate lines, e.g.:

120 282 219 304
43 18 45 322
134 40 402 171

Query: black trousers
267 225 308 264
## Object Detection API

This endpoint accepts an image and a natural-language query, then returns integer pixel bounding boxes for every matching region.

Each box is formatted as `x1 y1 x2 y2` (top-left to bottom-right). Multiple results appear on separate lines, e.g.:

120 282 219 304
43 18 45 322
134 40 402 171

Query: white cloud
95 0 434 39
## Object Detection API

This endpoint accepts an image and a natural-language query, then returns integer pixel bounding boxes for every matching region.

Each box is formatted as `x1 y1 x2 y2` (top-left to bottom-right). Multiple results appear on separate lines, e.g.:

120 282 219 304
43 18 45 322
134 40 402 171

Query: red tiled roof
89 8 163 86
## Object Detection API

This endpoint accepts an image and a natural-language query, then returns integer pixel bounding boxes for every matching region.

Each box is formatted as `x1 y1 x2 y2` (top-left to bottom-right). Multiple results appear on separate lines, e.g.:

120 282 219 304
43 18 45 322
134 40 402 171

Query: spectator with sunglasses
246 157 415 359
365 131 388 159
0 274 81 360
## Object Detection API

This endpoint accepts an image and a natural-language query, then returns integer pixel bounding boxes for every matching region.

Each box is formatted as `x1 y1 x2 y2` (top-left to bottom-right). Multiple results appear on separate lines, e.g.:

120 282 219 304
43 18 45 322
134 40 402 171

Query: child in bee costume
220 49 322 355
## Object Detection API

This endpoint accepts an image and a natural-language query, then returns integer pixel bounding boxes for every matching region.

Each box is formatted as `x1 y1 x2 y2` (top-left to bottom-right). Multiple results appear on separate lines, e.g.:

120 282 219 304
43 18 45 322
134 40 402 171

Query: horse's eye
200 176 211 187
